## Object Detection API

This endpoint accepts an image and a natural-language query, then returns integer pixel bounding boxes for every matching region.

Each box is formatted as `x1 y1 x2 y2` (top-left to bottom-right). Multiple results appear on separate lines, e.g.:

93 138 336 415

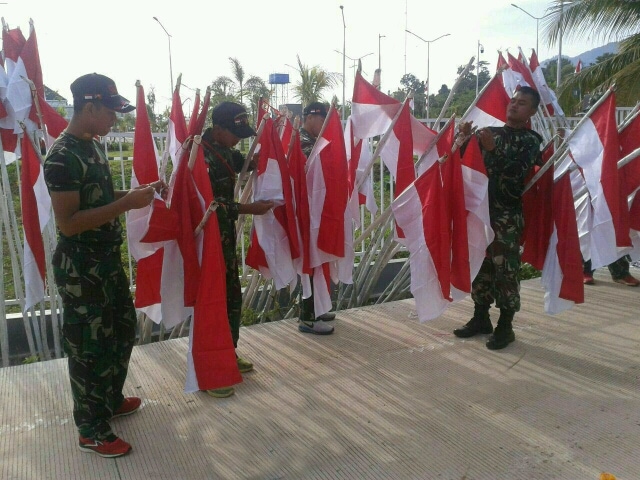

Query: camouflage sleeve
230 149 247 173
44 151 83 192
214 197 240 222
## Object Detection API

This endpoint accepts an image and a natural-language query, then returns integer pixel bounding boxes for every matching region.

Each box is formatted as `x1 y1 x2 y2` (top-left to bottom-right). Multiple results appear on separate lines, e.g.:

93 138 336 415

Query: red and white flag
528 49 564 117
463 73 510 128
505 51 535 94
567 91 631 268
306 105 352 315
20 132 51 312
618 112 640 259
575 59 582 74
344 116 377 219
246 117 300 289
540 172 584 314
127 83 181 325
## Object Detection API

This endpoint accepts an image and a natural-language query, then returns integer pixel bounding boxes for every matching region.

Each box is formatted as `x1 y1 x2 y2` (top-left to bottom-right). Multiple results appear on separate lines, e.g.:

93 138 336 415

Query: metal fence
1 109 635 367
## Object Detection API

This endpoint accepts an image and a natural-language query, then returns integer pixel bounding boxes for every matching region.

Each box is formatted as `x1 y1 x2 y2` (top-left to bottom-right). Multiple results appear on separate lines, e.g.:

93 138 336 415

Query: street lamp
333 50 374 77
510 3 549 56
405 29 450 121
153 16 174 96
557 1 564 90
476 41 484 97
378 34 386 71
340 5 346 121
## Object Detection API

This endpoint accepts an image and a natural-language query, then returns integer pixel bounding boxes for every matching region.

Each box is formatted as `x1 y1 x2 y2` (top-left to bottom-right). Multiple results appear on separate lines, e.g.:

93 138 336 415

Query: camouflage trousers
52 242 136 440
220 222 242 348
471 210 524 313
583 256 630 279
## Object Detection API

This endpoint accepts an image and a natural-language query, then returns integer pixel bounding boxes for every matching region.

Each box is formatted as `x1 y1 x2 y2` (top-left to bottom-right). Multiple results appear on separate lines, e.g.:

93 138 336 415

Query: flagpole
523 86 616 193
432 56 475 132
233 115 268 198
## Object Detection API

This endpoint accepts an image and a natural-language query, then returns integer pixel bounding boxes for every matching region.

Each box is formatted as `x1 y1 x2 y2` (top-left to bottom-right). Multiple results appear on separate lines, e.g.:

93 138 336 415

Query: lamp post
333 50 374 78
378 34 386 71
476 40 484 97
153 16 174 96
510 3 548 56
557 1 564 90
340 5 346 121
405 29 450 121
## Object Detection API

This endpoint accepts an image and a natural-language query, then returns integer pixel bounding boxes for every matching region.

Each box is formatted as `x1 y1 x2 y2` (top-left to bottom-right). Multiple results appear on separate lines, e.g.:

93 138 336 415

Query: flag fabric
618 112 640 259
171 137 241 393
459 135 495 286
540 173 584 314
350 71 436 155
246 117 299 289
277 114 294 153
288 130 313 298
165 84 189 199
505 52 535 94
567 92 631 268
344 117 377 218
529 49 564 116
305 105 352 316
463 73 510 128
20 132 51 312
127 83 181 325
575 60 582 74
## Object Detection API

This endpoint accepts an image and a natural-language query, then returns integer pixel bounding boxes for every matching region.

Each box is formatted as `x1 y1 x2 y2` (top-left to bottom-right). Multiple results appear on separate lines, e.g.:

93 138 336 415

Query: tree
244 76 271 122
291 55 339 107
543 0 640 106
229 57 245 106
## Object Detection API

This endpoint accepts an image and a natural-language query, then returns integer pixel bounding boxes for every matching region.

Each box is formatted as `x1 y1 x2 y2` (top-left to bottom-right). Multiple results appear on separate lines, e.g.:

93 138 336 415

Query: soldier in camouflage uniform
453 86 543 350
297 102 335 335
201 102 273 398
583 256 640 286
44 74 158 457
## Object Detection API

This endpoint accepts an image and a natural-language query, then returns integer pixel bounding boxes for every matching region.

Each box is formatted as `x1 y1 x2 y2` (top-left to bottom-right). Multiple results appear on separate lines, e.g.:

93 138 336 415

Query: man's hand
241 199 274 215
124 185 155 210
476 128 496 151
457 121 474 136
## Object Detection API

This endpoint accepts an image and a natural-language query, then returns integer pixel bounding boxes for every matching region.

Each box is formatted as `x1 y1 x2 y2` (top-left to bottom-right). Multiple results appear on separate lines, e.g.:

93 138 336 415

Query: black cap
303 102 328 117
211 101 256 138
70 73 134 113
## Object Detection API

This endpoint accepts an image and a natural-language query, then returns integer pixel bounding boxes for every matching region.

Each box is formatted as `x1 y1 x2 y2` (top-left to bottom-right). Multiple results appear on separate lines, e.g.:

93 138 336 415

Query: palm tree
542 0 640 107
291 55 339 107
245 76 272 122
229 57 245 106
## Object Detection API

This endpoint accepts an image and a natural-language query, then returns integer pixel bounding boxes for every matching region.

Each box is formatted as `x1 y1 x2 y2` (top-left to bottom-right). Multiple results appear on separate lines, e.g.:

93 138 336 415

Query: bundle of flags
1 19 67 156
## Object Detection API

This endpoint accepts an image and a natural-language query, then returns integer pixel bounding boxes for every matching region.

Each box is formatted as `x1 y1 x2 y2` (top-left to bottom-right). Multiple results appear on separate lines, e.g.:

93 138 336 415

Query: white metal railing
1 109 635 366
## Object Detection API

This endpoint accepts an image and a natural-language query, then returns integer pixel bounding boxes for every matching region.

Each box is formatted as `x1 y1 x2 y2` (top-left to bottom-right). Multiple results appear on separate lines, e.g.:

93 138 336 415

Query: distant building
44 85 72 119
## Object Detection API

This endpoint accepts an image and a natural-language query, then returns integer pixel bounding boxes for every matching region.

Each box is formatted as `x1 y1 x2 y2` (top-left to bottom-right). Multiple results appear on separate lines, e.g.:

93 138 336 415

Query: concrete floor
1 269 639 480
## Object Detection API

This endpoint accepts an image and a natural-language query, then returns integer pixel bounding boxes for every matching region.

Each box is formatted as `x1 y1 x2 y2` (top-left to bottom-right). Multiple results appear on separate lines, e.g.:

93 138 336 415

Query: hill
542 41 619 68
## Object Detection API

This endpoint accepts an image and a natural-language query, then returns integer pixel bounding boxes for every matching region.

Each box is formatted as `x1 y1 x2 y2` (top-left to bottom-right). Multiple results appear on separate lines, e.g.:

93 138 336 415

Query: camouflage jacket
44 132 122 246
482 126 542 214
299 127 316 158
202 141 246 224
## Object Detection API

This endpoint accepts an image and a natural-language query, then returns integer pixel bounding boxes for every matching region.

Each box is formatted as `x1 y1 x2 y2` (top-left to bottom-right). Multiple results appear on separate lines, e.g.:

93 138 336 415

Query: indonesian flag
619 112 640 259
182 140 241 393
391 161 451 321
540 172 584 314
462 73 509 128
288 130 313 297
459 135 495 283
20 21 67 139
246 117 299 289
306 105 351 316
344 116 377 219
127 83 181 325
20 132 51 312
575 59 582 74
506 52 535 93
529 49 564 116
256 97 270 131
277 114 294 153
350 70 435 154
567 91 631 268
165 83 189 199
1 25 29 153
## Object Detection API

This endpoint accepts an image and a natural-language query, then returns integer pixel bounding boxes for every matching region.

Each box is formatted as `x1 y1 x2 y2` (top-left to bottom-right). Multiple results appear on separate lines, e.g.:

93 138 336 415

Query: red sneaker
583 274 595 285
112 397 142 418
78 435 132 458
613 274 640 287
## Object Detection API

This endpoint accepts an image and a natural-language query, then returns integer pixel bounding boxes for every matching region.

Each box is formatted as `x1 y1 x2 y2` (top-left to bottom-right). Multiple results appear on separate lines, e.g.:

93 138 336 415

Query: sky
3 0 609 115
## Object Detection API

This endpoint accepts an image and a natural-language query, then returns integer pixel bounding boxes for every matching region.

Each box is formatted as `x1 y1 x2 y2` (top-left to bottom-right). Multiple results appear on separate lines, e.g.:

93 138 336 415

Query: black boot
486 309 516 350
453 304 492 338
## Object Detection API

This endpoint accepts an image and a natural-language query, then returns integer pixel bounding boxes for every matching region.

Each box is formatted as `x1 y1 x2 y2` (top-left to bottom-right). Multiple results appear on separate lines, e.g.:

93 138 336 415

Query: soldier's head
302 102 328 138
210 102 256 147
506 86 540 128
69 73 134 138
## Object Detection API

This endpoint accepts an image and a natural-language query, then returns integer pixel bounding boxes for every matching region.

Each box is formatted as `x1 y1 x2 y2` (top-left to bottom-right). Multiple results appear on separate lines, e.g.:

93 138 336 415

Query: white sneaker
298 320 334 335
